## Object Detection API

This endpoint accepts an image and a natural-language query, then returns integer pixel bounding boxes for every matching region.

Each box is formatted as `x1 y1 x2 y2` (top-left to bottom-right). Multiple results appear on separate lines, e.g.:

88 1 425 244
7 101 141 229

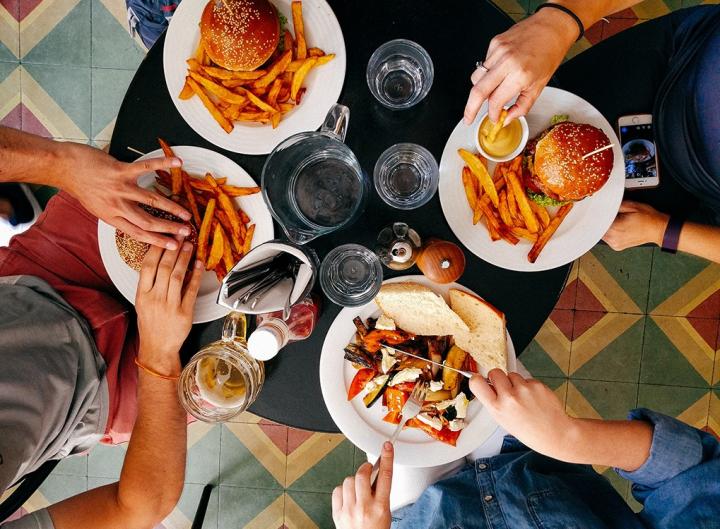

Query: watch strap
661 216 684 254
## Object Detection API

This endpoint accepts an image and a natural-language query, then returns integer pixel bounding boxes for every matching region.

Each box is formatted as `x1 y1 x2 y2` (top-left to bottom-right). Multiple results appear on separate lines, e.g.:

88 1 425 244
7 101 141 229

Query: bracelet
661 216 684 254
134 357 180 381
535 3 585 42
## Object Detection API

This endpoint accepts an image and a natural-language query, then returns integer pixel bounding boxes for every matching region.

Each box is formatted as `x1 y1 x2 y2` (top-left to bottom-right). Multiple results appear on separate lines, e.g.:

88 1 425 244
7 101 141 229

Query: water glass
320 244 383 307
366 39 434 110
374 143 439 209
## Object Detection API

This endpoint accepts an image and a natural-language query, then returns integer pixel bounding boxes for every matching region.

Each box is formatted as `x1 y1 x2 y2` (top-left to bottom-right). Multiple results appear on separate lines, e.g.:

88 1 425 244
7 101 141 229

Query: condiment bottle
375 222 422 271
247 296 319 360
416 239 466 284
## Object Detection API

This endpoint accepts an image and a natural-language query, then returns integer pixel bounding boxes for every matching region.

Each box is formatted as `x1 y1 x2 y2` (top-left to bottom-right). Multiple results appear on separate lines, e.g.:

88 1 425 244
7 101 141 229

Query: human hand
603 200 669 251
59 142 191 249
135 242 203 376
470 370 578 460
332 442 393 529
463 8 578 124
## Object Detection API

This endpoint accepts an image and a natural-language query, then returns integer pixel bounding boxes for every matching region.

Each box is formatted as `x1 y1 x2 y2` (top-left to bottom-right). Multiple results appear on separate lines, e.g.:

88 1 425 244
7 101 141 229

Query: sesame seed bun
115 206 198 271
200 0 280 72
531 122 613 201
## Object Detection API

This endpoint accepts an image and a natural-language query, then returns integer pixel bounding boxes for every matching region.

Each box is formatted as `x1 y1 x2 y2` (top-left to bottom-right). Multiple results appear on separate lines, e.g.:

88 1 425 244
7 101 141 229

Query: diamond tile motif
570 313 644 382
219 486 284 529
637 384 710 429
648 249 720 318
0 62 21 128
186 422 221 485
521 309 573 377
640 316 717 387
566 379 638 421
577 246 652 314
221 423 286 489
21 63 90 139
91 67 136 140
91 0 144 69
21 0 90 66
286 434 354 493
13 1 718 527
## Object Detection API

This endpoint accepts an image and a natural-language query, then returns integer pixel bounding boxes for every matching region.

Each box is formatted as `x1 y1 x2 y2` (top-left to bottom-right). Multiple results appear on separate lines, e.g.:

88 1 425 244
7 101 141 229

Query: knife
380 344 476 379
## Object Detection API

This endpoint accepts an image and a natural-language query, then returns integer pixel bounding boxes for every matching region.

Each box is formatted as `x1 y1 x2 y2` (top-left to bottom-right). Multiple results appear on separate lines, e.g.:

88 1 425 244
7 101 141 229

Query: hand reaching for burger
58 142 193 249
0 126 191 250
463 8 579 125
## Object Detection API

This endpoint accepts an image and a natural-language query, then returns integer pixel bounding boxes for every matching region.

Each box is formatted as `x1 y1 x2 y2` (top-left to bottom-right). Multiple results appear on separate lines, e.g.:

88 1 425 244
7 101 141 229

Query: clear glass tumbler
374 143 439 209
320 244 383 307
366 39 434 110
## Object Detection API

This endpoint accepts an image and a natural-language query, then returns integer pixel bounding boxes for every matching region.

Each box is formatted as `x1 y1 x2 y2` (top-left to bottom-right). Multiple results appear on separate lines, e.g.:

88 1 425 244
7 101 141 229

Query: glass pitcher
261 104 370 244
179 312 264 422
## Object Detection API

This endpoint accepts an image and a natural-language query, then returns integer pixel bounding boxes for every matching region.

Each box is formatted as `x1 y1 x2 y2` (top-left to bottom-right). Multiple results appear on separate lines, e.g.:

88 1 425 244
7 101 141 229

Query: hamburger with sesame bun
115 205 198 271
523 121 613 205
200 0 280 72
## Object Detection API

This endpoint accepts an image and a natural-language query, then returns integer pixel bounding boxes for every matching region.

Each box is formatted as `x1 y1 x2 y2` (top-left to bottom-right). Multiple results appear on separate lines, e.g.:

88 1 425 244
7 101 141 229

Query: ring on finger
475 61 489 73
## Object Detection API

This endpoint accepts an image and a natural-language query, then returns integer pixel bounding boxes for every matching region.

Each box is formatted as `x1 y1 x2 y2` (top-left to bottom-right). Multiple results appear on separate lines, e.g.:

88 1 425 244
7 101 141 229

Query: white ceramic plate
319 275 517 468
438 87 624 272
163 0 346 154
97 146 274 323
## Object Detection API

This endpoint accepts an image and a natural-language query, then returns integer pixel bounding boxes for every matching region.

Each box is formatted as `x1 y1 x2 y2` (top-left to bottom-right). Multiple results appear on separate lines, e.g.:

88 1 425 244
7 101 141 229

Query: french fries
458 148 499 207
178 1 334 132
485 109 508 144
150 140 258 282
459 150 571 263
292 1 307 60
186 77 233 133
158 138 182 196
528 204 573 263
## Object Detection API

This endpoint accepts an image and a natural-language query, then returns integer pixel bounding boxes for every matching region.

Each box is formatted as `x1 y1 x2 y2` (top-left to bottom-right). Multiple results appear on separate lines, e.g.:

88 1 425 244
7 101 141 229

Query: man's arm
604 200 720 263
46 242 203 529
464 0 643 123
471 370 652 472
0 126 190 248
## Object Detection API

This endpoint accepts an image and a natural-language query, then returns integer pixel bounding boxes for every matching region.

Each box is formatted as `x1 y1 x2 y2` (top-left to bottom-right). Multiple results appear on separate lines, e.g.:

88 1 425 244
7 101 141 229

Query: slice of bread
449 289 507 374
374 283 469 336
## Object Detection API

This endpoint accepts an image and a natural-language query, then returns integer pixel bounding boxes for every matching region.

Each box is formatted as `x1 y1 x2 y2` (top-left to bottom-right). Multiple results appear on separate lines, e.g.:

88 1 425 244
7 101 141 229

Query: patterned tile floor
2 0 720 527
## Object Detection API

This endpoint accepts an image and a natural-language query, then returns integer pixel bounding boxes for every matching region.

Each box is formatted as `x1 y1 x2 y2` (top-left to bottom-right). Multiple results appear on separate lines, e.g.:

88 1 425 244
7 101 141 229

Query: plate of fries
98 145 274 323
164 0 346 154
438 87 624 272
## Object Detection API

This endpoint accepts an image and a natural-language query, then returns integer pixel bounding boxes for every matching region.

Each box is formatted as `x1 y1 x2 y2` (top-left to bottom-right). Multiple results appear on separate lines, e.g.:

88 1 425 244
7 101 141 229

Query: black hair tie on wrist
535 3 585 42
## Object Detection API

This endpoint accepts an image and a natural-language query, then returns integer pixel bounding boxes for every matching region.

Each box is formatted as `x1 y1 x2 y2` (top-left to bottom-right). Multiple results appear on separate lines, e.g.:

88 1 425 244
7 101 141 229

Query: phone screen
619 123 657 180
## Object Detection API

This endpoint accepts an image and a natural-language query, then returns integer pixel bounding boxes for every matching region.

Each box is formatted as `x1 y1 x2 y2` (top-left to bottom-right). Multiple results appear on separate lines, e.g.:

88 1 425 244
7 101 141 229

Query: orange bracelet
134 357 180 381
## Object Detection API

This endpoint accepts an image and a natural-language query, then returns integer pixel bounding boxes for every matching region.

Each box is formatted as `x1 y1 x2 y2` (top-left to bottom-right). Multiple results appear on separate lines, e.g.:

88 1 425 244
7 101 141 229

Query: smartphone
618 114 660 189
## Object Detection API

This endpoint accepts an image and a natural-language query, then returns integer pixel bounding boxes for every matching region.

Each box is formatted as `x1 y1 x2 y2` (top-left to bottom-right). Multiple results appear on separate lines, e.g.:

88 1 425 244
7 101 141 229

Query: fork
369 381 428 487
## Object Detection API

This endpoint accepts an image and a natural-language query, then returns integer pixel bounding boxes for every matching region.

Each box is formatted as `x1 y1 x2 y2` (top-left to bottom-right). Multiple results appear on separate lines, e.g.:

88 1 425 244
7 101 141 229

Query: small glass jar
247 296 319 360
179 312 264 422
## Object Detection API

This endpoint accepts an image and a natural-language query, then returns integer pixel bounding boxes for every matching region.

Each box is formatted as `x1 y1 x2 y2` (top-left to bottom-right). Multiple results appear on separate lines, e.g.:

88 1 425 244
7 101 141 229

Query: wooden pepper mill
416 239 466 284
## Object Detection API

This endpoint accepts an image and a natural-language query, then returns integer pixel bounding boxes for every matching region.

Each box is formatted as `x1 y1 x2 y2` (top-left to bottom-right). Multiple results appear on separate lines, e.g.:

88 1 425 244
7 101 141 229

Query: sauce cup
472 110 529 163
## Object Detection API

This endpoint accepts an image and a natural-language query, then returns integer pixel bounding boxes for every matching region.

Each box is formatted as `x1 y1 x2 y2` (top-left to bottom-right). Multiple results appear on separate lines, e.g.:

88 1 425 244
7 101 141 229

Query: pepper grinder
375 222 422 271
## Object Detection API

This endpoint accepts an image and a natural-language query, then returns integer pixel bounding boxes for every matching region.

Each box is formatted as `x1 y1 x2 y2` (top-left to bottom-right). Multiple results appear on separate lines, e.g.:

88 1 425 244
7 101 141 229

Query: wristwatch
661 216 684 254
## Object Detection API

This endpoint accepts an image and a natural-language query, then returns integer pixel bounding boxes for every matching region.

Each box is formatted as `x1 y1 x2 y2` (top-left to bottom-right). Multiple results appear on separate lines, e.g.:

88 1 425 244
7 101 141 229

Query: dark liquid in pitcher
293 159 362 227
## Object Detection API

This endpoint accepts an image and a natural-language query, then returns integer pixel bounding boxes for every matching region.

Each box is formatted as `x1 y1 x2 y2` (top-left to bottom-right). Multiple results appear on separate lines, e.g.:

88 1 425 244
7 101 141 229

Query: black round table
110 0 569 432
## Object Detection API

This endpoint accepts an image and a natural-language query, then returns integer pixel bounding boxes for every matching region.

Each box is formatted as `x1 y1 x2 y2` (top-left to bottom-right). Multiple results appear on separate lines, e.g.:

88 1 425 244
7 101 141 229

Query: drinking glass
261 104 370 244
374 143 439 209
179 312 264 422
366 39 434 110
320 244 383 307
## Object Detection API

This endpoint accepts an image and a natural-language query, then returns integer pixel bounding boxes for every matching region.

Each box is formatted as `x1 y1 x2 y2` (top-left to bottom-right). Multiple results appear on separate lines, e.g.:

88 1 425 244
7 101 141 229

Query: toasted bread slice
449 289 507 374
374 283 469 336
